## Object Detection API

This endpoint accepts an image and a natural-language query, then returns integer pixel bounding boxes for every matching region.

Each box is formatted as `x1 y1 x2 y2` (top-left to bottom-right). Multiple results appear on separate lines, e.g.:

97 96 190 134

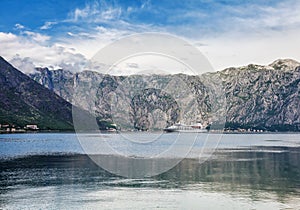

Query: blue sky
1 0 300 72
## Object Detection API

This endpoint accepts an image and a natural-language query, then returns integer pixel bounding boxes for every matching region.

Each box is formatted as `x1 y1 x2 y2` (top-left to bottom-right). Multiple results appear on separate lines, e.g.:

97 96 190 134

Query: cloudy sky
1 0 300 73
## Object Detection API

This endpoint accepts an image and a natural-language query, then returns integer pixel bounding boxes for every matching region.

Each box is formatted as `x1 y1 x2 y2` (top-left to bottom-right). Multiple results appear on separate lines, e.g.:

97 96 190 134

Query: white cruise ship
164 122 208 133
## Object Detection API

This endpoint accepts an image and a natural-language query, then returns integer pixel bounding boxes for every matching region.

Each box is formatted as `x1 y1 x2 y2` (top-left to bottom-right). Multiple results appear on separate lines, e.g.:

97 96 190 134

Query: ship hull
164 128 208 133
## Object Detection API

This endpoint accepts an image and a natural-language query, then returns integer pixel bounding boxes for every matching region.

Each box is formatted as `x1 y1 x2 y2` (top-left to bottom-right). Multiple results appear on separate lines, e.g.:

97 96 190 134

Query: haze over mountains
28 58 300 132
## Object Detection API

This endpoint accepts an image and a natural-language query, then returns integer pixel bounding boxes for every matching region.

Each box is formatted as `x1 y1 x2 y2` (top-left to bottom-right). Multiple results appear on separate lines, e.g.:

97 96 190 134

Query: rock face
130 88 180 130
0 57 74 130
29 59 300 131
220 59 300 131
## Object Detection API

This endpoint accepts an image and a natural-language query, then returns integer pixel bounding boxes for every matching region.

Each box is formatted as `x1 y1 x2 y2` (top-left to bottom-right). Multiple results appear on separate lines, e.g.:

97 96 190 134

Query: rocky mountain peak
269 59 300 71
35 67 50 72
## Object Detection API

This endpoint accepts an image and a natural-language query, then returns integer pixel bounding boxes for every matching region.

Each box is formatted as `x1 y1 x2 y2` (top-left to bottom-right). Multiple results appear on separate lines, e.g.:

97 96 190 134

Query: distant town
0 122 270 134
0 124 39 133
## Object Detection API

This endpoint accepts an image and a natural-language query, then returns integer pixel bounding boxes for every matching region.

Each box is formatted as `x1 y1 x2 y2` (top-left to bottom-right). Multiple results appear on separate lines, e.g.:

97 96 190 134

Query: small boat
164 122 208 133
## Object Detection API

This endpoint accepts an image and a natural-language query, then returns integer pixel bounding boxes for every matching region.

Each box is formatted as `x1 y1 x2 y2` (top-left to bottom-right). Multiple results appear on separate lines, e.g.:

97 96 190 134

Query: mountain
220 59 300 131
0 56 74 130
29 59 300 132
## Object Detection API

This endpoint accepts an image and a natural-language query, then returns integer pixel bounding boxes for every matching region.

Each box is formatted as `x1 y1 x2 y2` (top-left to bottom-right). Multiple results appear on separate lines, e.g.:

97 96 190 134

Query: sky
1 0 300 73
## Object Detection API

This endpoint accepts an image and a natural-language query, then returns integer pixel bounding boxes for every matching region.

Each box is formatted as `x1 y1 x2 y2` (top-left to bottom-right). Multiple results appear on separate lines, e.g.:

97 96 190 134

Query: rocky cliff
29 59 300 131
219 59 300 131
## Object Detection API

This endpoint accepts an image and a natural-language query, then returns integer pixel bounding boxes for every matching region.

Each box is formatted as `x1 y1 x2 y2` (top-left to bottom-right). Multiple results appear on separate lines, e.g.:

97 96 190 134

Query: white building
25 124 39 130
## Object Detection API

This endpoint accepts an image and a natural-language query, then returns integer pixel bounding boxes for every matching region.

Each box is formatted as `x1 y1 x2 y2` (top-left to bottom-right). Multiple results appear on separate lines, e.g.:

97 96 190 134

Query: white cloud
14 23 25 30
0 32 18 42
108 54 193 75
198 27 300 71
69 2 122 23
67 32 75 37
59 24 160 62
0 32 87 73
218 1 300 35
59 29 125 60
10 55 36 73
73 7 89 21
22 31 50 43
141 0 151 9
181 1 300 70
40 21 57 30
2 1 300 75
101 7 121 20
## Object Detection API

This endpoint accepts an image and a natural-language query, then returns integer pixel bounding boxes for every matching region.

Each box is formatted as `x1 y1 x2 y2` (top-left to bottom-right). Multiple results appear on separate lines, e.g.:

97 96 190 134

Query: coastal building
25 124 39 130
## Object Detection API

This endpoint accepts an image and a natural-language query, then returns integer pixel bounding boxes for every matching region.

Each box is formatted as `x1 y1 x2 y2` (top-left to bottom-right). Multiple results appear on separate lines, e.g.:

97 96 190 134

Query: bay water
0 133 299 209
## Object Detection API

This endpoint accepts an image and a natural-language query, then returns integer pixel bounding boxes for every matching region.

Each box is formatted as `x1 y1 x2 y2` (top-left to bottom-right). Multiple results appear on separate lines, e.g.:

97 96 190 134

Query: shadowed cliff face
0 57 74 130
29 59 300 131
0 56 98 130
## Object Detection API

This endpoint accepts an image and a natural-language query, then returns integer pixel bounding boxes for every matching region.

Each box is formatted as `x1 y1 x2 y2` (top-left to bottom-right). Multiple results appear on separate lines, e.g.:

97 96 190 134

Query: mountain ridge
27 58 300 131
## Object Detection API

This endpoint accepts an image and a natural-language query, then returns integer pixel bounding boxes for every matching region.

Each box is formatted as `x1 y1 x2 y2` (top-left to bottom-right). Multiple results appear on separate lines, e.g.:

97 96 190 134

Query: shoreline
1 130 300 135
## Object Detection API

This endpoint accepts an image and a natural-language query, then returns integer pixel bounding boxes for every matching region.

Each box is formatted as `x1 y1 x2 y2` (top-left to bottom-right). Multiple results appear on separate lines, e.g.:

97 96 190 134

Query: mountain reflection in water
1 145 299 209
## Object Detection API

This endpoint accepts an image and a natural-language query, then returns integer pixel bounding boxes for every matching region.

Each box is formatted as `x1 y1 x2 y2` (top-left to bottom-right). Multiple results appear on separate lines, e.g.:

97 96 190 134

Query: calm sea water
0 133 299 209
